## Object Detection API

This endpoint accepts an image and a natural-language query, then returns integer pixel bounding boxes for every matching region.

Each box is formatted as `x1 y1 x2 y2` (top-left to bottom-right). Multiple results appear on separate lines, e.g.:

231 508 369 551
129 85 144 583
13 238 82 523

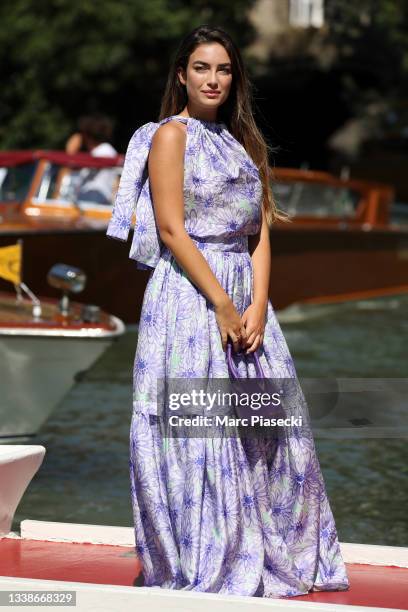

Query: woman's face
178 42 232 115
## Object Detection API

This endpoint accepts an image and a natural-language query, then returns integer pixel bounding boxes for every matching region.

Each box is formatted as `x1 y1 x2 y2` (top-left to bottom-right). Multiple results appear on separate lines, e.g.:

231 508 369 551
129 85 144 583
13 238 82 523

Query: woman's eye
195 67 231 73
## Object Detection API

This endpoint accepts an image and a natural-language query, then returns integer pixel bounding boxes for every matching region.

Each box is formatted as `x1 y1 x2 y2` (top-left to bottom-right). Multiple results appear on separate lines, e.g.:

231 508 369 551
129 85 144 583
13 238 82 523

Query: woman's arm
148 121 227 308
65 132 83 154
248 205 271 309
242 206 270 353
148 120 246 351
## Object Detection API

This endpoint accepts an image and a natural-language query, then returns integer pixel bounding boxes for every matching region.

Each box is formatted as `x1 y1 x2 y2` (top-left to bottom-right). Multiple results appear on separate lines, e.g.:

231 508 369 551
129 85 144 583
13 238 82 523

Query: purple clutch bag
226 340 265 379
226 340 285 422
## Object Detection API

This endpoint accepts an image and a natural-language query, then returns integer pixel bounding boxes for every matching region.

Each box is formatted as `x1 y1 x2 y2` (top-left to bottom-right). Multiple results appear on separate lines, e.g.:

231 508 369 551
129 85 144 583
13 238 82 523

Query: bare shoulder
151 120 186 150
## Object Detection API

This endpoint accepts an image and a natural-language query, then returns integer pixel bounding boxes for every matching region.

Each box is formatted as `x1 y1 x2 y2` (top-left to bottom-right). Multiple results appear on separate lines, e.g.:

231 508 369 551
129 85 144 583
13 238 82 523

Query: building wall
246 0 325 61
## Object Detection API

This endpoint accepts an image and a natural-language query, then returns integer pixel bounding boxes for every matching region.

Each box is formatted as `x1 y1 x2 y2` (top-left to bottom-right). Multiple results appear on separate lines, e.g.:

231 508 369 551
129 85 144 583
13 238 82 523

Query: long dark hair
159 24 291 226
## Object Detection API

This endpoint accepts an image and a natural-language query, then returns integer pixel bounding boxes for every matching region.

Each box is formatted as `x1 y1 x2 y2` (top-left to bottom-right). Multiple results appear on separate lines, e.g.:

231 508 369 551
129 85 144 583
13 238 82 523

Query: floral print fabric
108 115 350 597
106 115 262 270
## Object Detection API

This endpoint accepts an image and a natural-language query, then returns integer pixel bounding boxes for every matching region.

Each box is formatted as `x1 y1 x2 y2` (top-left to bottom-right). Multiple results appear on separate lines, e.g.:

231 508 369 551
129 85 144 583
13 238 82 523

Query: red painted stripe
0 538 141 587
1 538 408 607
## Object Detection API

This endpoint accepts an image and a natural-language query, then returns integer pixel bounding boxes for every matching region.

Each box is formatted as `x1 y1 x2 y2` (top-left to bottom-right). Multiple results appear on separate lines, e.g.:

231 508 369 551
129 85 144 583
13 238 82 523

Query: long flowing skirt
130 239 350 597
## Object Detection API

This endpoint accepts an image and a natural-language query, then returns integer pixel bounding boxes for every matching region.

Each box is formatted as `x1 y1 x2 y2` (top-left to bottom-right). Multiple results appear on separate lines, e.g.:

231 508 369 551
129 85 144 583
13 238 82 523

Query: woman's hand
215 297 248 352
241 301 267 354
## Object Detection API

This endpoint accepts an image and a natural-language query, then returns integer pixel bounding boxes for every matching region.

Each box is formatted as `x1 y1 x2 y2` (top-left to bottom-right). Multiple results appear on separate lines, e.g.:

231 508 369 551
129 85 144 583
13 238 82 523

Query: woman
66 114 119 205
106 25 350 598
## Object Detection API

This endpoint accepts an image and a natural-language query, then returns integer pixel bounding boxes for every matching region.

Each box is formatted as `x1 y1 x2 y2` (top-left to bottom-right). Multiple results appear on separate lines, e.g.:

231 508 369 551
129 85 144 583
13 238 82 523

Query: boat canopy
0 151 124 168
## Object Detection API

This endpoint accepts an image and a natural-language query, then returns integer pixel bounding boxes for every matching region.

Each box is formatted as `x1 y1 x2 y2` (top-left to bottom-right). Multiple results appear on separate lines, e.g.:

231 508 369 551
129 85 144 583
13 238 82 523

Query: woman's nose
206 78 219 87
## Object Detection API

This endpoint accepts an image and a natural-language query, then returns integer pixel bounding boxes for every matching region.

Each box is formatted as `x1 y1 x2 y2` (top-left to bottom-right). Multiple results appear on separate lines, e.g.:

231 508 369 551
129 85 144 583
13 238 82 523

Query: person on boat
65 113 119 205
106 24 350 598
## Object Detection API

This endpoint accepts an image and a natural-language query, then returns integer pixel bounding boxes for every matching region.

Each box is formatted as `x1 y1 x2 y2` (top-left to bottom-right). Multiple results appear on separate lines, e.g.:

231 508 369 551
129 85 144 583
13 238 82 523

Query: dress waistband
189 235 249 253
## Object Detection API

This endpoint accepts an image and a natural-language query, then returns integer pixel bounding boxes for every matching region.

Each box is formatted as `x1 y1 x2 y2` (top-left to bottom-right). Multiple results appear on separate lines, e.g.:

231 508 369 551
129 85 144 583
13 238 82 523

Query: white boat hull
0 446 45 536
0 334 115 441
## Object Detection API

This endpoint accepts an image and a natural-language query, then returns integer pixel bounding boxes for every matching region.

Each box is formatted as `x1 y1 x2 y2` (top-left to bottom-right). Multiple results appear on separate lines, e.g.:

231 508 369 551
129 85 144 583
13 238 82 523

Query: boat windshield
273 181 361 218
0 162 37 203
33 162 121 207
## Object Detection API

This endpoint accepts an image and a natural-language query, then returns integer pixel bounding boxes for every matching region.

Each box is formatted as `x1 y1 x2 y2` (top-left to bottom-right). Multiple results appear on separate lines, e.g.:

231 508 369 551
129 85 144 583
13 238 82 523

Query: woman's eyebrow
192 60 231 67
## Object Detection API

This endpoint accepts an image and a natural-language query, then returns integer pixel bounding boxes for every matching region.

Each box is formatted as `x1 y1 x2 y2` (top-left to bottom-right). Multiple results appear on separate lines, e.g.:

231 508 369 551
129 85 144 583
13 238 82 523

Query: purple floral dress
106 115 350 597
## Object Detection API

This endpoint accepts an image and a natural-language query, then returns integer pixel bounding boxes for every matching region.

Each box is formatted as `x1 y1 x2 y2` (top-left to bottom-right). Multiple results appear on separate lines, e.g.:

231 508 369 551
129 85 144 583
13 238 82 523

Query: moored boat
0 252 125 442
1 150 407 323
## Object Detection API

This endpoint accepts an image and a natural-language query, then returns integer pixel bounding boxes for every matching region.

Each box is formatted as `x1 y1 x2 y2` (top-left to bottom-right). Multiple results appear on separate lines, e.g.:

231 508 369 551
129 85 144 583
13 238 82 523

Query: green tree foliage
0 0 256 149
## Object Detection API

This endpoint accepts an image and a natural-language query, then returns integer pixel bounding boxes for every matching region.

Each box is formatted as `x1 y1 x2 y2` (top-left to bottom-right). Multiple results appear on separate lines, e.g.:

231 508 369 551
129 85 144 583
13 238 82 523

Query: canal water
12 293 408 547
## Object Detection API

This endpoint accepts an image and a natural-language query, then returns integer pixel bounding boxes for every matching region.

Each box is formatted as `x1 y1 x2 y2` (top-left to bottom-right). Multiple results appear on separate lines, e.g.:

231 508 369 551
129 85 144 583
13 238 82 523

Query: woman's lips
202 91 221 97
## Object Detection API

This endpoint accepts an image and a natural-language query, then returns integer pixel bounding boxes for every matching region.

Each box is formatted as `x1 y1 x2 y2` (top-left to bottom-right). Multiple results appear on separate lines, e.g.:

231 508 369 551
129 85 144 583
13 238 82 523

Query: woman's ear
177 67 186 87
